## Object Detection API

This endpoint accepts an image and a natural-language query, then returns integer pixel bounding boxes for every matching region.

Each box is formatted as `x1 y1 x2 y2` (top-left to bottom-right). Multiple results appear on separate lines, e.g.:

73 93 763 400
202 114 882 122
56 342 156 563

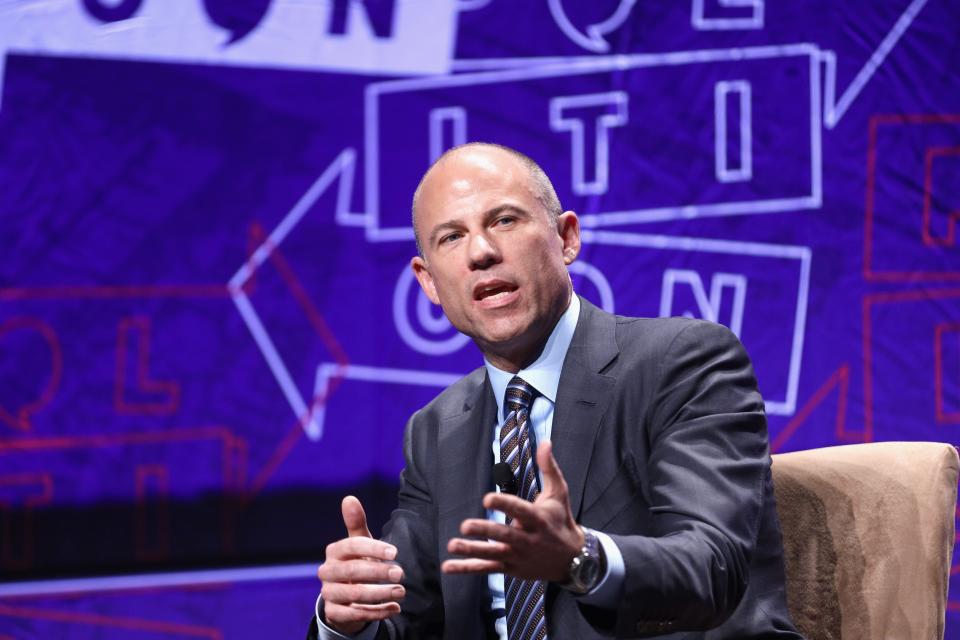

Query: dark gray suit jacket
310 298 802 639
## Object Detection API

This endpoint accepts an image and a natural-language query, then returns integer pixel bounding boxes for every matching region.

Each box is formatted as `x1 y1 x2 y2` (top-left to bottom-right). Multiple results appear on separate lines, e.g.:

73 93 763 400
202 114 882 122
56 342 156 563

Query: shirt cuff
315 593 380 640
574 530 625 608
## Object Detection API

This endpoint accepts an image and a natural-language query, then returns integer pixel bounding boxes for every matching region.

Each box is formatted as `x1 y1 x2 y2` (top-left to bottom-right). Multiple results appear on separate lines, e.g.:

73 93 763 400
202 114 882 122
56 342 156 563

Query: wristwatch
559 525 606 594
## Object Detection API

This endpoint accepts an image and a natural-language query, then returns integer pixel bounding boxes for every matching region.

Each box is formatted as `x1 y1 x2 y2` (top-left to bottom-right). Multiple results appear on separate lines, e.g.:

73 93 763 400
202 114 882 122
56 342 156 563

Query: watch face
578 556 600 588
567 528 603 593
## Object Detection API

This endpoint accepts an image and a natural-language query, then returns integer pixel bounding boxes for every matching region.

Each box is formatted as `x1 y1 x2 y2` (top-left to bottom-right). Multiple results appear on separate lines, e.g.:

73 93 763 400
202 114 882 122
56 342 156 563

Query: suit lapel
437 371 497 634
551 298 619 519
437 375 494 521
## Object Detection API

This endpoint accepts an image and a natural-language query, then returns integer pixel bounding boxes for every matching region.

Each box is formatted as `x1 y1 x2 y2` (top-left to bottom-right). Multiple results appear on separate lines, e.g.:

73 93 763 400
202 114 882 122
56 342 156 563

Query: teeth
476 284 515 300
481 289 510 300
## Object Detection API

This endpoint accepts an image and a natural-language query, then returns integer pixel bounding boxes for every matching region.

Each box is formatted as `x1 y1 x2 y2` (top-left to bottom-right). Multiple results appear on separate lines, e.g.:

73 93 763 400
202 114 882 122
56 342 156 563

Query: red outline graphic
114 316 181 416
952 506 960 577
0 603 222 638
0 317 63 431
0 473 53 569
229 438 248 493
864 113 960 282
0 222 351 511
0 285 229 301
950 506 960 617
242 222 264 296
935 323 960 424
922 145 960 247
0 428 241 563
770 364 851 453
238 224 350 501
135 465 170 562
0 427 237 500
863 288 960 441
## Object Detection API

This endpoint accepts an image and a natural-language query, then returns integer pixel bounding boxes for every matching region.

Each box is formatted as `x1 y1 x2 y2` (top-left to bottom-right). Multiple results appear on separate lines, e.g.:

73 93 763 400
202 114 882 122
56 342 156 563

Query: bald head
411 143 562 257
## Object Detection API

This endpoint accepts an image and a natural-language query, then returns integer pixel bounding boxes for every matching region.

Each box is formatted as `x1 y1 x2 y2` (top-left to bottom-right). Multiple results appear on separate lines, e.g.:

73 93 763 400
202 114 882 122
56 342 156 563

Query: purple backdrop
1 0 959 636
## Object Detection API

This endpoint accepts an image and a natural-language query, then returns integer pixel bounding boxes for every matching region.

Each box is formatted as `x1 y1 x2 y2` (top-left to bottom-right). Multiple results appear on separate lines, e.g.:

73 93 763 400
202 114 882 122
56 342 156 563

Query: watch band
559 525 607 594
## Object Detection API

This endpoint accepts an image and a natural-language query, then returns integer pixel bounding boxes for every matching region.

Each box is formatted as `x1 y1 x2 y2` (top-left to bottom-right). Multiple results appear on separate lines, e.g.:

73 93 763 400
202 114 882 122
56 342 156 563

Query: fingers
325 536 397 561
441 558 504 575
319 552 404 629
447 536 511 560
536 441 567 497
342 495 372 538
482 492 541 527
322 581 405 606
324 601 400 625
318 558 404 584
441 450 578 584
321 496 403 631
444 518 519 576
458 518 522 545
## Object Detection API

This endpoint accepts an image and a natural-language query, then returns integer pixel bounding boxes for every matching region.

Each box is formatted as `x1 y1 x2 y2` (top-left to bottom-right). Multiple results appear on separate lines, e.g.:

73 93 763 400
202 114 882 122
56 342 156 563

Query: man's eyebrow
483 204 529 222
428 219 464 247
427 205 531 246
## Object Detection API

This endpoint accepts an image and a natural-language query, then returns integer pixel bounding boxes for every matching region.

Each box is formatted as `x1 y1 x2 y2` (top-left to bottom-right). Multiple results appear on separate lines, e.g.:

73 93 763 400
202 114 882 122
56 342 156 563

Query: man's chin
474 316 531 344
474 324 550 365
475 330 521 350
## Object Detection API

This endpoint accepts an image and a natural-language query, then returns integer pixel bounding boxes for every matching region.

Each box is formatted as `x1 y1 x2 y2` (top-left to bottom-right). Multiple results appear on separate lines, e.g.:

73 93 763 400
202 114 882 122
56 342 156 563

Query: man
309 143 802 639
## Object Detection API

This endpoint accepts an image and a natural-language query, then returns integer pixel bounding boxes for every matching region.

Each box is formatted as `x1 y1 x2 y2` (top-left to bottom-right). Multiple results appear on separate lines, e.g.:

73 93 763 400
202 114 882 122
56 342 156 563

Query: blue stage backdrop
1 0 959 636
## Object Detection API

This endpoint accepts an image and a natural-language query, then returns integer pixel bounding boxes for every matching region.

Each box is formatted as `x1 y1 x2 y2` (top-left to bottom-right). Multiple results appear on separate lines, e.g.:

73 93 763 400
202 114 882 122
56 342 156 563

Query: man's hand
442 441 584 582
317 496 405 635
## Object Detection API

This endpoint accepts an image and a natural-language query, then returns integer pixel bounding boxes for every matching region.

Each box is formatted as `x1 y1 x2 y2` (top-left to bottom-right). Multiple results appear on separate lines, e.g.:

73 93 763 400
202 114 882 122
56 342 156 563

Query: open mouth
473 281 518 302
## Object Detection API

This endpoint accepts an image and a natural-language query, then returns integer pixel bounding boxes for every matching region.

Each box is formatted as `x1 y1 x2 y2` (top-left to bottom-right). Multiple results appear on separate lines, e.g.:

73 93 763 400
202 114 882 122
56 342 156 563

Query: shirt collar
484 294 581 420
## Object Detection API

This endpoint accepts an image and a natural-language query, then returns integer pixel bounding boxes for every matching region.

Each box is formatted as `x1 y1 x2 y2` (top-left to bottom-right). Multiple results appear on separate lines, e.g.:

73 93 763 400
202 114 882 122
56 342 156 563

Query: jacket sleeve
605 320 769 637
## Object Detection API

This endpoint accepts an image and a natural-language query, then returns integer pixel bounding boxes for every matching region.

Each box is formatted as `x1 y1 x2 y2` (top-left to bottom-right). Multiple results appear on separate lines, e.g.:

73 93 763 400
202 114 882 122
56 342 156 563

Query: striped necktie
499 376 547 640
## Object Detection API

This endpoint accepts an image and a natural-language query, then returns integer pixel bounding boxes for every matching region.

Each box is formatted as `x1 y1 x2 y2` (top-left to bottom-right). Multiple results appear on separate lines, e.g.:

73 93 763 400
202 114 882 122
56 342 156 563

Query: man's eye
495 216 515 226
440 233 461 244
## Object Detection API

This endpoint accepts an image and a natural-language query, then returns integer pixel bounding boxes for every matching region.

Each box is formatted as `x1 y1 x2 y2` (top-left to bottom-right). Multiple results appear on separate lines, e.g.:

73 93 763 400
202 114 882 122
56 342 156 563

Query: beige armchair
771 442 959 639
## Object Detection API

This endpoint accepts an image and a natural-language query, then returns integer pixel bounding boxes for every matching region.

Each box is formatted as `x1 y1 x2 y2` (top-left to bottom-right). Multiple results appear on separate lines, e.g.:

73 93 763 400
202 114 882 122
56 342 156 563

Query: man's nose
467 232 501 270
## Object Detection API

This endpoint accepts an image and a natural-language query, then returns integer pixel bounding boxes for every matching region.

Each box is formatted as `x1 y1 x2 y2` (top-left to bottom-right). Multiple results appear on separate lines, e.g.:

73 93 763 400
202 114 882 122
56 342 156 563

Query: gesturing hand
317 496 405 635
442 441 584 582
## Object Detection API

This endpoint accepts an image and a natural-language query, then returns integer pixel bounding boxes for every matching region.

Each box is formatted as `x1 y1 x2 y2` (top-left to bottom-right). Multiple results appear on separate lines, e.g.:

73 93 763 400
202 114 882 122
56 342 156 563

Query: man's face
411 147 580 367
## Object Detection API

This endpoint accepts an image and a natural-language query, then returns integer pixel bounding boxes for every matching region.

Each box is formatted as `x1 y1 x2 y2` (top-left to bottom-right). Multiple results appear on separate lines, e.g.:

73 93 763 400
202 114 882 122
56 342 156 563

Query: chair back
772 442 959 640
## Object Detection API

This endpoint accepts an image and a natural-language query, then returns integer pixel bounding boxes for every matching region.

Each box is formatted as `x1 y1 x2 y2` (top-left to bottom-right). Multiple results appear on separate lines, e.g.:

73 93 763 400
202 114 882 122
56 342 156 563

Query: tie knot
505 376 535 414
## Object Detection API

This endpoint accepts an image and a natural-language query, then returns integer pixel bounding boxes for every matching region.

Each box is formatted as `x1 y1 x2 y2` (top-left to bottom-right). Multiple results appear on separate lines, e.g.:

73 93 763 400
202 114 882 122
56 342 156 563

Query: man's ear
557 211 581 265
411 256 441 305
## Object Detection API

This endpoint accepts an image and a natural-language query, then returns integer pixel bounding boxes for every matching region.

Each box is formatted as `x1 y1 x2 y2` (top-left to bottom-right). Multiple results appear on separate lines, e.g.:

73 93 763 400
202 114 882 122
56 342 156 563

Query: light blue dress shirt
317 294 625 640
482 294 625 639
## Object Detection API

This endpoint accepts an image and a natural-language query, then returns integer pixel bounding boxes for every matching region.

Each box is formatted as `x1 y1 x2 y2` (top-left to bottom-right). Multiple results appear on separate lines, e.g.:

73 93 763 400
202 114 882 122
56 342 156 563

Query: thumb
536 440 567 498
341 495 372 538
